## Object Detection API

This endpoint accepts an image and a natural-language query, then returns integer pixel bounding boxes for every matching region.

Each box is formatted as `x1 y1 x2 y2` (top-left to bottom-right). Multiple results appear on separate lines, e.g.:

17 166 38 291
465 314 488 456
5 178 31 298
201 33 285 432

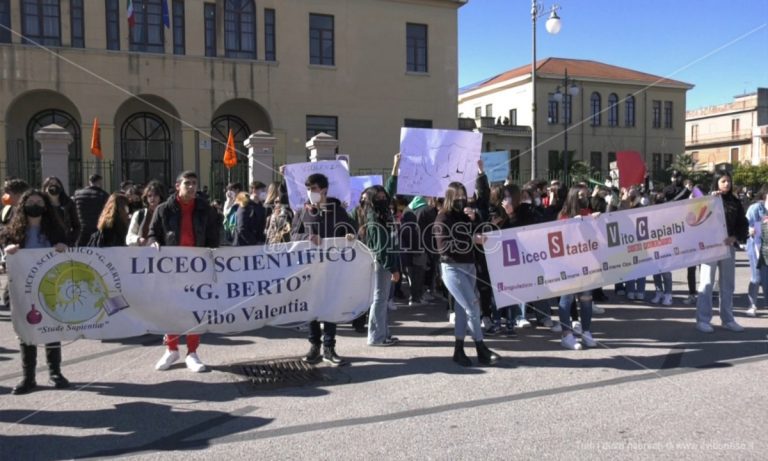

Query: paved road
0 251 766 460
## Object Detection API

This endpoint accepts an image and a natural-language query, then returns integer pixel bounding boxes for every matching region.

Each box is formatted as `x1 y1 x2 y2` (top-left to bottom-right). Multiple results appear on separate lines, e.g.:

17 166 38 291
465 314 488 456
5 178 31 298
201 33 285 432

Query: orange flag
223 129 237 169
90 117 103 159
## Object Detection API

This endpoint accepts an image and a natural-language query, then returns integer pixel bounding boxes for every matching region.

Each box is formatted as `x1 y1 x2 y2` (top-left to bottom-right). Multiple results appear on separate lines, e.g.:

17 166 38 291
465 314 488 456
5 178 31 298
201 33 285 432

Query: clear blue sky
459 0 768 109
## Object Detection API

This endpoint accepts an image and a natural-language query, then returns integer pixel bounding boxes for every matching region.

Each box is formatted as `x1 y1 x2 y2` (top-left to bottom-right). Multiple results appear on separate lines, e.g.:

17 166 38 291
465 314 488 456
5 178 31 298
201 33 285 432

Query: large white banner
482 196 730 306
398 128 482 197
9 239 375 345
284 160 351 210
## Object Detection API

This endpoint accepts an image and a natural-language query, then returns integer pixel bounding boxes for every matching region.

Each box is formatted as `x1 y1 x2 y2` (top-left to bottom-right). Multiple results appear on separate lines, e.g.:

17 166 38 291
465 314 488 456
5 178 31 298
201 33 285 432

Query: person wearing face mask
41 176 79 246
91 193 131 247
744 184 768 317
291 173 357 366
1 190 69 394
695 169 749 333
222 182 243 244
232 182 267 246
127 181 166 246
434 182 500 366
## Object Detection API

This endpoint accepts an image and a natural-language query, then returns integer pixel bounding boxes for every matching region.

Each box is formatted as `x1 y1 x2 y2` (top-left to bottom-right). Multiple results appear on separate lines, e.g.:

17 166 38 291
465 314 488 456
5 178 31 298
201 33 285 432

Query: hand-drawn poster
348 175 384 211
284 160 351 210
398 128 482 197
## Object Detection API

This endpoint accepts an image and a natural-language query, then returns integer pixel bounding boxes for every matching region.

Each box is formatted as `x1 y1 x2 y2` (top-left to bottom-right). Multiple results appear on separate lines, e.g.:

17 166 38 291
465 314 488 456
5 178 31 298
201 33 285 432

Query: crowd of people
0 156 760 395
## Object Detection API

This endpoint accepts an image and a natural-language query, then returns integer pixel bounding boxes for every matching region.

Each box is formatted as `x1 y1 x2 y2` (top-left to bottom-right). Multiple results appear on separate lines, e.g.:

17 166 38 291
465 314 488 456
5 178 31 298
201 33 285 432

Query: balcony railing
687 129 753 145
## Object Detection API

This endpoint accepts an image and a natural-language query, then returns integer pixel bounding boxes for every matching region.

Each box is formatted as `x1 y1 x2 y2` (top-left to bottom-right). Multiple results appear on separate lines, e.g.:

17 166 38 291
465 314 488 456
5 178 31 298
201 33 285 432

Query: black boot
452 339 472 367
303 343 322 364
475 340 500 365
12 344 37 395
323 346 346 366
46 343 69 389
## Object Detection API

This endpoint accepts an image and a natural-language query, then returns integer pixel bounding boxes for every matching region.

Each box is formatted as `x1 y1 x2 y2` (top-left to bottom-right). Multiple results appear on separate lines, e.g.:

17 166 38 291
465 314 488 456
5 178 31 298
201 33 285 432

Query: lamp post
552 69 579 184
530 1 562 180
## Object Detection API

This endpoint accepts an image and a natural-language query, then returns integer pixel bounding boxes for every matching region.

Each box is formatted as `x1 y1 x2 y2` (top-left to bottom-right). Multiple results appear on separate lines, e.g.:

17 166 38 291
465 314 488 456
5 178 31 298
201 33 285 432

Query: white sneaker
481 316 491 329
582 331 597 347
572 321 583 335
155 349 180 371
541 317 554 328
592 304 605 314
387 299 397 311
696 322 714 333
448 312 455 324
515 318 532 328
550 323 562 333
745 306 757 318
722 321 745 332
662 294 673 306
185 352 207 372
651 292 663 304
627 292 636 300
561 333 582 350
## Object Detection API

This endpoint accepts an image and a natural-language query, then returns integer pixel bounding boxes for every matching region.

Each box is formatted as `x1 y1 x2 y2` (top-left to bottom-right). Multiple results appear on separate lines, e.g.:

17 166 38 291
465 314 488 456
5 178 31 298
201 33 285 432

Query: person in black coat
42 176 80 246
73 174 109 246
232 189 267 246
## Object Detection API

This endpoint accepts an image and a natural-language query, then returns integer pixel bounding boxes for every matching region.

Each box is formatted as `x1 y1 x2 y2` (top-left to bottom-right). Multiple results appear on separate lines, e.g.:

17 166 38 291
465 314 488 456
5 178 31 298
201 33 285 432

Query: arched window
121 113 172 186
608 93 619 127
130 0 165 53
27 109 81 192
224 0 256 59
590 92 601 126
625 95 636 127
211 115 250 199
21 0 60 46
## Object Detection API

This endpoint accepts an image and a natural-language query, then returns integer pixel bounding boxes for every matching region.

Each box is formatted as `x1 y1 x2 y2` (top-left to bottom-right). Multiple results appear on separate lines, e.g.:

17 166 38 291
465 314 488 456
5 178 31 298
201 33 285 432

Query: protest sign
481 151 510 183
616 151 647 188
348 175 384 211
398 128 482 197
482 196 729 306
9 239 375 345
284 160 350 209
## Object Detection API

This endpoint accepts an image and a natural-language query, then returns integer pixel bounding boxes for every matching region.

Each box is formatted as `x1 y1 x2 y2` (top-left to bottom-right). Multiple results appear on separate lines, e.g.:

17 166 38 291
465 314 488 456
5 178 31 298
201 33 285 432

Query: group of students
0 158 759 395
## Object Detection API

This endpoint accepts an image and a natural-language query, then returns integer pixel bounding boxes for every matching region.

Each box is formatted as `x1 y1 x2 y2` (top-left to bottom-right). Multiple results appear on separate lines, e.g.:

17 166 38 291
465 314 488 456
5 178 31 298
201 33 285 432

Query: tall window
21 0 61 46
204 3 216 57
663 101 673 128
309 14 334 65
70 0 84 48
590 151 602 172
691 124 699 143
547 99 559 124
306 115 338 140
608 93 619 127
590 92 601 126
731 118 740 139
624 95 635 127
130 0 164 53
663 153 673 170
105 0 120 50
509 109 517 126
652 100 662 128
27 109 82 192
563 94 573 125
510 150 520 176
121 113 172 186
652 153 662 176
0 0 11 43
607 152 616 167
406 23 428 73
224 0 255 58
211 115 250 199
172 0 184 55
485 104 493 117
264 8 276 61
474 107 481 119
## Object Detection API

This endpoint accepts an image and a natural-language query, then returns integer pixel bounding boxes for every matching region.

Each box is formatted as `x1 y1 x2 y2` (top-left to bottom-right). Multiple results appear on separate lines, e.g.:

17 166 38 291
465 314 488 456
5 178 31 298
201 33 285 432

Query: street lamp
552 69 580 183
530 1 562 180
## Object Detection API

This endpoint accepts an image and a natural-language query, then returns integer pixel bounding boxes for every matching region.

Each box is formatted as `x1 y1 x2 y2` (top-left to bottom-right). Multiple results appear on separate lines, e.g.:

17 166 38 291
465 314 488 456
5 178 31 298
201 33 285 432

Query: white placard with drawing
284 160 351 210
348 175 384 211
398 128 482 197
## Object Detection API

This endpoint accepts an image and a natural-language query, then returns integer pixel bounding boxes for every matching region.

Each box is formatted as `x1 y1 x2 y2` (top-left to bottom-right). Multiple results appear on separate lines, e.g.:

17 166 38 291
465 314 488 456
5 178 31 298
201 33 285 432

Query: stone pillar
306 132 338 162
244 130 277 184
35 124 73 192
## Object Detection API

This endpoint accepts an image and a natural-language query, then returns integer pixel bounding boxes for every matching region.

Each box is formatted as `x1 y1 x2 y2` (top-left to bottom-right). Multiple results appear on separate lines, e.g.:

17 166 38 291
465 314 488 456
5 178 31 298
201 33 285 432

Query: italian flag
127 0 135 28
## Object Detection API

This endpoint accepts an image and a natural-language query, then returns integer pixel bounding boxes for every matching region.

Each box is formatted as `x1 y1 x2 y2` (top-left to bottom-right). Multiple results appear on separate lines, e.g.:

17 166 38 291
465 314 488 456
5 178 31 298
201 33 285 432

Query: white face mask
226 190 235 199
259 191 267 201
521 199 532 205
640 197 650 207
308 191 322 205
534 197 541 207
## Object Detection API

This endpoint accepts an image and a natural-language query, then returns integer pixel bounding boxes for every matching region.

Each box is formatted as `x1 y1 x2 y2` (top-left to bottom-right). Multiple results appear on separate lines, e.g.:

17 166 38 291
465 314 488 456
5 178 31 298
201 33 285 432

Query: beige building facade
685 88 768 169
0 0 464 197
458 58 693 182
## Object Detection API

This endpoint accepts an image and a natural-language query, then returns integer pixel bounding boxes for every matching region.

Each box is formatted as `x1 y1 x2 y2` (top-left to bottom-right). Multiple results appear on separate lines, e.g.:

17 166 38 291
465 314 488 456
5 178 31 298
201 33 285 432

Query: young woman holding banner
556 186 599 350
695 169 749 333
1 190 69 394
434 182 500 366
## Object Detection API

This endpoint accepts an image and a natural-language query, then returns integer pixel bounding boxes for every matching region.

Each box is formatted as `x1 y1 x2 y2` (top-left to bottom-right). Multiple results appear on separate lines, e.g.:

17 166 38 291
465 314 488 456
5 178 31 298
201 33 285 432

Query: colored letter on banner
9 239 375 345
283 160 351 210
481 151 510 184
398 128 482 197
482 196 729 306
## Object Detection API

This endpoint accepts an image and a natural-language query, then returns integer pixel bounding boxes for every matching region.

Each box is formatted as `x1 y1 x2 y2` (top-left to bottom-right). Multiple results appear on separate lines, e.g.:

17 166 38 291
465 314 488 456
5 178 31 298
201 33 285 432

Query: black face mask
24 204 45 218
579 198 589 209
47 186 60 196
453 199 467 211
373 199 389 211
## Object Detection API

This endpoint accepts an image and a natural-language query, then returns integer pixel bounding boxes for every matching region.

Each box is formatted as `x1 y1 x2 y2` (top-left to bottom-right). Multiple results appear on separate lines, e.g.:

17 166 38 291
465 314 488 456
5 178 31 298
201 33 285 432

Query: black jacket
291 198 356 241
52 197 81 246
233 201 267 246
149 194 220 247
73 185 109 246
434 209 477 264
722 193 749 243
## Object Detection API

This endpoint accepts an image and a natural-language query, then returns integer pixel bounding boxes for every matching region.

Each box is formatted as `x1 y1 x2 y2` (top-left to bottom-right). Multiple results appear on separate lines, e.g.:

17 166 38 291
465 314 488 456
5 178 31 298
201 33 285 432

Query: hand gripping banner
8 238 375 345
482 196 730 307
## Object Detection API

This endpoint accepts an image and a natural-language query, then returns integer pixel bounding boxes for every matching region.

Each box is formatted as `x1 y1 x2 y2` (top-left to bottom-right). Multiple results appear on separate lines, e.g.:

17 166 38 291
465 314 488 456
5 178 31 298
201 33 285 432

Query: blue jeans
368 263 392 344
746 237 768 307
625 277 646 297
653 272 672 295
558 291 593 332
441 263 483 341
696 247 736 324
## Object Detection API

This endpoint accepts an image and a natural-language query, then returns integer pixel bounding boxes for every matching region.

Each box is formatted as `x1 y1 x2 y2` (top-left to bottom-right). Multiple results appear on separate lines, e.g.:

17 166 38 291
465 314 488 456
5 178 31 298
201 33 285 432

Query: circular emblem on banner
37 261 109 324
